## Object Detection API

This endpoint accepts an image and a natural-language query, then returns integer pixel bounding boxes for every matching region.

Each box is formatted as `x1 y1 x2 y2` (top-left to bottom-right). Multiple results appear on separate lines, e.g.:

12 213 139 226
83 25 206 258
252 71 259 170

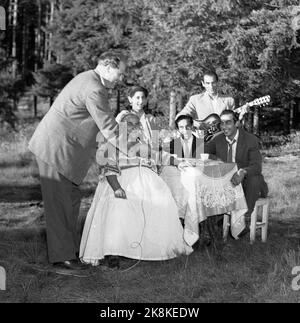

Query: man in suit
205 110 268 232
28 51 128 270
159 115 204 224
176 70 235 122
169 115 204 164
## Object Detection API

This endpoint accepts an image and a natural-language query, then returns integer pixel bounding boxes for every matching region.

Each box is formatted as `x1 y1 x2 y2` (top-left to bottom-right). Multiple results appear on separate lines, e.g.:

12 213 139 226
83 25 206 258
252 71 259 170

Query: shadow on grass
0 184 42 203
0 183 97 203
0 159 33 168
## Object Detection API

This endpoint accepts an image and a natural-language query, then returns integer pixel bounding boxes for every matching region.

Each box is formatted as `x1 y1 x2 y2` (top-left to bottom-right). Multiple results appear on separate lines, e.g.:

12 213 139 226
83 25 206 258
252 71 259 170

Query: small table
161 160 248 246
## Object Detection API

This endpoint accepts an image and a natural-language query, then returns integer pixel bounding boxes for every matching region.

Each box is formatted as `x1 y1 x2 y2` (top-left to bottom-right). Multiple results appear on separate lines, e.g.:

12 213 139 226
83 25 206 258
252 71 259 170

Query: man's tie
227 139 236 163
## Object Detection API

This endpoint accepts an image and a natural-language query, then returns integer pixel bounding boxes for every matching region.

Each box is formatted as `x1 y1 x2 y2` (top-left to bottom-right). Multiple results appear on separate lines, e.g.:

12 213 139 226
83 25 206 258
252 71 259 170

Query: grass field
0 118 300 303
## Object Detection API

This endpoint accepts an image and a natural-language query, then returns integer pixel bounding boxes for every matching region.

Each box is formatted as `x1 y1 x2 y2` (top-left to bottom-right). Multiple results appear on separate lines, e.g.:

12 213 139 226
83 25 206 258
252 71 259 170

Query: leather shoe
53 259 87 271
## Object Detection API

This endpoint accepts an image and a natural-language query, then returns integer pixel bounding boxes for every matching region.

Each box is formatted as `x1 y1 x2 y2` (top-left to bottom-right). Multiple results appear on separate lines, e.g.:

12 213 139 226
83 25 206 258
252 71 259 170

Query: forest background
0 0 300 135
1 0 300 303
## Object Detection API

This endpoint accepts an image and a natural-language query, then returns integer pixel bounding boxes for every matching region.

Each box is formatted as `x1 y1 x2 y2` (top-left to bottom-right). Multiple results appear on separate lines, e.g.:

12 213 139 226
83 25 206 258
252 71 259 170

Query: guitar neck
234 104 255 114
235 95 270 114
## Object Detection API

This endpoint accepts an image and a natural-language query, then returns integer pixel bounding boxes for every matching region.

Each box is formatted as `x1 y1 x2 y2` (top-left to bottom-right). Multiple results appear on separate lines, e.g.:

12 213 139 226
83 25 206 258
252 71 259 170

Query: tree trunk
9 0 18 113
48 0 55 63
22 5 28 78
295 99 300 128
56 0 63 63
35 0 42 70
44 0 55 63
33 94 38 116
253 107 259 136
169 90 176 129
284 106 291 135
33 0 42 117
247 111 254 133
10 0 18 78
116 89 120 115
177 92 183 112
11 0 18 112
44 1 49 63
0 6 6 31
290 104 294 132
33 95 37 117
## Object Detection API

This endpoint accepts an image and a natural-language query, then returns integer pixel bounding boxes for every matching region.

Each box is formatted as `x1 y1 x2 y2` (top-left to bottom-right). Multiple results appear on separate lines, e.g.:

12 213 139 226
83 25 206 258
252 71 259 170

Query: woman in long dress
79 111 193 267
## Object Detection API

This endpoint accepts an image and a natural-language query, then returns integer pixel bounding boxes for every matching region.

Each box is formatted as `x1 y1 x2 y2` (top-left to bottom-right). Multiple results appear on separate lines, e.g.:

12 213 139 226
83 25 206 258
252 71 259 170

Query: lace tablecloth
160 160 248 246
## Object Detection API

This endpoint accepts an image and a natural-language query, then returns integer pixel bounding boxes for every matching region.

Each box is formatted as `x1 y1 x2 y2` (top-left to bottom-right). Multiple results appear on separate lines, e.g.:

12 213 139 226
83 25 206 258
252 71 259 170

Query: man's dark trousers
37 158 81 263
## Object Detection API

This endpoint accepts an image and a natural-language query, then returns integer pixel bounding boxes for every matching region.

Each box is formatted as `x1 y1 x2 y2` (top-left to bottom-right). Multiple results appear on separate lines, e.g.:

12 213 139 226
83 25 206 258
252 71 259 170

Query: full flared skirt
80 167 193 265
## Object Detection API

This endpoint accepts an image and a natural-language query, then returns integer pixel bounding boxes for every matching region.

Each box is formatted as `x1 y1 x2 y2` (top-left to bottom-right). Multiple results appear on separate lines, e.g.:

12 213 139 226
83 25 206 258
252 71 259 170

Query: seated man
169 115 204 163
205 109 268 232
160 115 204 225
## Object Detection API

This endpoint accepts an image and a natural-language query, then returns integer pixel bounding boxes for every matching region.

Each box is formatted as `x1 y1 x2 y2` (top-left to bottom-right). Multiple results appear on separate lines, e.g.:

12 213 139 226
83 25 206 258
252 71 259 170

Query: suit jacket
168 135 204 166
28 69 119 185
205 129 262 177
176 92 235 121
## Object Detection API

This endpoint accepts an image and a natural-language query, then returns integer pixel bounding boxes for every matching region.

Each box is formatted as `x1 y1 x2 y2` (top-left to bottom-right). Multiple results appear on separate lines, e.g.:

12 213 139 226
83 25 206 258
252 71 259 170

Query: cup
200 153 209 161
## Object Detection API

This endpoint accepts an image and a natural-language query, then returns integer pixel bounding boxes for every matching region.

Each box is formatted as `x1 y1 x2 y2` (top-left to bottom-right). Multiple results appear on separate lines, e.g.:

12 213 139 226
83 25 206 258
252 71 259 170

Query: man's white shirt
206 92 220 114
180 136 193 158
176 91 235 121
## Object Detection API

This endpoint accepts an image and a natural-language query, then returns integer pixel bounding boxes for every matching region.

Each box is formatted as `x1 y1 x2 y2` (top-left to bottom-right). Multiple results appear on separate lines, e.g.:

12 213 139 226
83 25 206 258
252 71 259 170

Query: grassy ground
0 116 300 303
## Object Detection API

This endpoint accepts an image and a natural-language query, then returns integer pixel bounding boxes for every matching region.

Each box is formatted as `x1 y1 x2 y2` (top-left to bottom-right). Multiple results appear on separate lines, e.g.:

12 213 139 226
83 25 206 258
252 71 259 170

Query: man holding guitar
175 69 270 142
195 95 270 142
176 70 235 126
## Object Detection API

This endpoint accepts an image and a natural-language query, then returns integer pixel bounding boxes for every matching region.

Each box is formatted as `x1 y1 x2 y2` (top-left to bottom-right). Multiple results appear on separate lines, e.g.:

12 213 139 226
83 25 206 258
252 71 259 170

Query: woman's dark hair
127 85 150 113
127 85 149 98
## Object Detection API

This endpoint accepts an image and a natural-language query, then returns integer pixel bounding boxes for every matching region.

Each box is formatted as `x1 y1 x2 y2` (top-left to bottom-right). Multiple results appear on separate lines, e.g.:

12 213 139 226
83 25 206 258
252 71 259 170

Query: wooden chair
223 197 270 244
223 213 231 242
250 197 270 244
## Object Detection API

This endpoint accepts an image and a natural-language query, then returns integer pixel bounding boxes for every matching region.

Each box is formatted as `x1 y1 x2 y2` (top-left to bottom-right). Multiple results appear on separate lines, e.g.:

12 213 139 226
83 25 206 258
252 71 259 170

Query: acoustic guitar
194 95 271 142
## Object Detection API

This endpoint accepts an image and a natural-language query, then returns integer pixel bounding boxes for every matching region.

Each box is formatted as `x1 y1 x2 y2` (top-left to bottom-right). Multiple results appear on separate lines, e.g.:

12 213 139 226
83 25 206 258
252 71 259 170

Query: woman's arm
106 175 127 199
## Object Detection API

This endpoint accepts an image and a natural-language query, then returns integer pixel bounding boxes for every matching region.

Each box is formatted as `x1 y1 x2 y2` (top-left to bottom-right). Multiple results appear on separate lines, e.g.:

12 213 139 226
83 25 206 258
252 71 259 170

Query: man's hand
238 103 250 121
193 120 208 131
231 169 247 186
114 188 127 199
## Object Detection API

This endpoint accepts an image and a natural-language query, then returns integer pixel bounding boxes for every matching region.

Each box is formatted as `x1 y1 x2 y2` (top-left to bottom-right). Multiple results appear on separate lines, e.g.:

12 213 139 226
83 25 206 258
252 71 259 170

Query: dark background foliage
0 0 300 134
